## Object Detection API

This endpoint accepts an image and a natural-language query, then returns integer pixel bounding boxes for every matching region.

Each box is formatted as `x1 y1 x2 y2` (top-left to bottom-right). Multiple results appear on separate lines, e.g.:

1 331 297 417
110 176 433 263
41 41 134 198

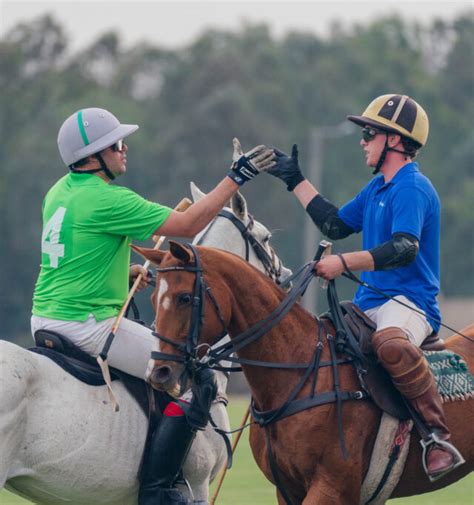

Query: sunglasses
111 139 124 152
361 127 382 142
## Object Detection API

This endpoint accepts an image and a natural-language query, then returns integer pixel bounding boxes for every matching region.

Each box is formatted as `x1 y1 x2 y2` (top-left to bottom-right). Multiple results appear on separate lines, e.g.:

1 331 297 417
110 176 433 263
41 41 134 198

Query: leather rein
151 245 367 429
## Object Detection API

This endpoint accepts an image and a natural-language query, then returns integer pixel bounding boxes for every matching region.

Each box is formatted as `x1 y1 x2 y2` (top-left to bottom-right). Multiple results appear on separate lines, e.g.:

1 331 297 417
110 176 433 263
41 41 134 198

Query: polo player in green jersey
32 107 275 505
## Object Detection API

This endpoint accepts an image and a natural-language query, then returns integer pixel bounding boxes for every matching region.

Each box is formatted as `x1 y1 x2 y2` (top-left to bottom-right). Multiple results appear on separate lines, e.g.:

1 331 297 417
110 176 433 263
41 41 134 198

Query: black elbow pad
306 195 354 240
370 233 419 270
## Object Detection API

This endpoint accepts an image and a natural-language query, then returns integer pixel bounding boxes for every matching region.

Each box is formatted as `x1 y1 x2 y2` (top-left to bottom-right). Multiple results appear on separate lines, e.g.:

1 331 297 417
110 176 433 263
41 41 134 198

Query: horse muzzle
147 364 182 398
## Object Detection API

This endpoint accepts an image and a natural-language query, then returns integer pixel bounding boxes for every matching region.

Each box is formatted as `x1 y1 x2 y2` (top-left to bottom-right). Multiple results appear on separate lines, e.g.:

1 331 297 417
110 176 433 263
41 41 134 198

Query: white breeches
31 314 155 380
364 295 433 347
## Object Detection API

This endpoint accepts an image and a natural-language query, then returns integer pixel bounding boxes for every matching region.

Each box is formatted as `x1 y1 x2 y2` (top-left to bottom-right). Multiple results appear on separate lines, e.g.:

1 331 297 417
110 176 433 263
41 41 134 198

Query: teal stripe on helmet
77 111 90 146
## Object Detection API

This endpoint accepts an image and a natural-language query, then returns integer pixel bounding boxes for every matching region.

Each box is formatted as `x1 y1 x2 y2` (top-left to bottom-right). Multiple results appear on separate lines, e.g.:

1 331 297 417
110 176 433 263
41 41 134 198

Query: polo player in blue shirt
266 94 464 481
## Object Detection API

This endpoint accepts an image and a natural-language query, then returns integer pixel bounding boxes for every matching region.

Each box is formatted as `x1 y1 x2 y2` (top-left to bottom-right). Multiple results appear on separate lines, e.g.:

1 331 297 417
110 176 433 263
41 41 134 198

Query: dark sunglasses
111 139 124 152
361 127 382 142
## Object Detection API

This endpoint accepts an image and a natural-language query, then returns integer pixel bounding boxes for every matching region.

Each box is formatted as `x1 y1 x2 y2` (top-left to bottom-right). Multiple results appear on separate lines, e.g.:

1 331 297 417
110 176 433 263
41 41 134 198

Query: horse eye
177 293 192 307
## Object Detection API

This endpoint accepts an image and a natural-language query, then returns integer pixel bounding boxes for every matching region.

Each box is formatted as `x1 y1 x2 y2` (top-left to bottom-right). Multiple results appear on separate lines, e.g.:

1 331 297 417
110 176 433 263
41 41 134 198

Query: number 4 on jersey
42 207 67 268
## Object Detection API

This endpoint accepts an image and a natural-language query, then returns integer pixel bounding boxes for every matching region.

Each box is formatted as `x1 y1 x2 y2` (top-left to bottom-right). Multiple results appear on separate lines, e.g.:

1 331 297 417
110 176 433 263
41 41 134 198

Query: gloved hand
185 368 218 430
227 138 276 186
267 144 305 191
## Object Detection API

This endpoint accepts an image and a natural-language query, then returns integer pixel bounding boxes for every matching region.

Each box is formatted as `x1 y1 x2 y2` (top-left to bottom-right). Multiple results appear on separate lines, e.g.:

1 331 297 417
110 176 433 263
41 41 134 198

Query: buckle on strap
353 390 365 400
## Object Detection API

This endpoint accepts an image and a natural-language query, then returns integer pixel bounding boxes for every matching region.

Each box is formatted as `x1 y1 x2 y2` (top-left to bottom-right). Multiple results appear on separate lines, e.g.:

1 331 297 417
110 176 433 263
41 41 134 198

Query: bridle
195 209 284 284
151 245 229 382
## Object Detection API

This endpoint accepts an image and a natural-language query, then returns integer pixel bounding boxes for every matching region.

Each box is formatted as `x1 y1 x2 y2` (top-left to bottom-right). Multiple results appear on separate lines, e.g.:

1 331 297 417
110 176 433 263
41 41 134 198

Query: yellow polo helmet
347 94 429 147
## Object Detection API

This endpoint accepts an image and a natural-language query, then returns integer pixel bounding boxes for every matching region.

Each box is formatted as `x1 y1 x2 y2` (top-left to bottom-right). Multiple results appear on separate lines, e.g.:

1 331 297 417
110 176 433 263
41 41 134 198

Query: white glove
228 138 276 186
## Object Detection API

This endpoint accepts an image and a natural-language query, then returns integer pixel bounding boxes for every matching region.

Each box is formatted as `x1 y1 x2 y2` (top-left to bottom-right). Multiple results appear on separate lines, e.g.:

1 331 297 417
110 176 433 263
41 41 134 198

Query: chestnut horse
134 242 474 505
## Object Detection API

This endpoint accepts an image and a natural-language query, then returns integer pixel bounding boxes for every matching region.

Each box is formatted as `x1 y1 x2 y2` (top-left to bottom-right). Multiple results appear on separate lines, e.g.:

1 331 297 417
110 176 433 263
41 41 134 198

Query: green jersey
33 173 171 321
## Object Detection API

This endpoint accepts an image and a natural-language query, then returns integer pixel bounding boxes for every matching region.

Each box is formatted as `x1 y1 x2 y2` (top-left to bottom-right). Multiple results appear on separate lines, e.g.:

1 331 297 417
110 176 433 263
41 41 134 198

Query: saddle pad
360 414 413 505
425 350 474 402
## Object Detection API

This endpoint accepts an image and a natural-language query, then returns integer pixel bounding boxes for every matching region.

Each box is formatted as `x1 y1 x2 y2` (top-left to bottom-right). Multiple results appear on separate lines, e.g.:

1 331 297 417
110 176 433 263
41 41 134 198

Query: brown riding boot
372 327 465 481
410 381 465 480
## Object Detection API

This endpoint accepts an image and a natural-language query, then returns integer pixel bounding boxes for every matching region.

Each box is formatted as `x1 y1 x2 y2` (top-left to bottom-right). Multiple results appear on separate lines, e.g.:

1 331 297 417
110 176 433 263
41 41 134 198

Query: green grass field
1 396 472 504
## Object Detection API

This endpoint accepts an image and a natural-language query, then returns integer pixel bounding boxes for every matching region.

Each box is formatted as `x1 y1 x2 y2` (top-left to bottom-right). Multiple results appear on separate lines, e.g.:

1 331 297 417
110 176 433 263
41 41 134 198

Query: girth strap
220 354 353 370
251 390 367 426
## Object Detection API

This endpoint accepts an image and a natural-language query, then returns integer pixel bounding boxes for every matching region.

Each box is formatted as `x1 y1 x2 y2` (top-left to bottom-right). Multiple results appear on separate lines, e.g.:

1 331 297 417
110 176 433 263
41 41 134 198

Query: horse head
132 242 235 396
191 182 292 286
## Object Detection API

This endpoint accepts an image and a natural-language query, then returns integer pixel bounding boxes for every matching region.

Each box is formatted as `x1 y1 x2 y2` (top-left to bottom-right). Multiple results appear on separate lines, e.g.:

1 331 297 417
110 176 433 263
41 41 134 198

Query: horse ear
169 241 194 263
190 181 206 203
131 245 165 265
231 191 248 222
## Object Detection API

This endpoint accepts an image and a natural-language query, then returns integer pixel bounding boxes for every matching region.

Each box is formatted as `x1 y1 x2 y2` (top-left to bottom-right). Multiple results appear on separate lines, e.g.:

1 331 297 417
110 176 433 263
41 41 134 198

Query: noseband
196 210 283 284
151 244 229 376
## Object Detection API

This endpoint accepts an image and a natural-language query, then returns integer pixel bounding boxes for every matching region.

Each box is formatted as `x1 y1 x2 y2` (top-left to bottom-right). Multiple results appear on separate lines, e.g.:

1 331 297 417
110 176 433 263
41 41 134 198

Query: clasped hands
229 139 304 191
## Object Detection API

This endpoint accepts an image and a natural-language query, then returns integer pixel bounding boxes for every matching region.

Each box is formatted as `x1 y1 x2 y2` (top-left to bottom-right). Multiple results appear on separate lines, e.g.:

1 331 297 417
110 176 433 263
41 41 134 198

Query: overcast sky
1 0 472 52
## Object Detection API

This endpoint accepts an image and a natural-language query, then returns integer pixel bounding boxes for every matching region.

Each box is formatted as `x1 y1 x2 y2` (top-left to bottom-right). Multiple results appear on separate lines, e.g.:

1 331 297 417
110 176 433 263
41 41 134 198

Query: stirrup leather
420 432 465 482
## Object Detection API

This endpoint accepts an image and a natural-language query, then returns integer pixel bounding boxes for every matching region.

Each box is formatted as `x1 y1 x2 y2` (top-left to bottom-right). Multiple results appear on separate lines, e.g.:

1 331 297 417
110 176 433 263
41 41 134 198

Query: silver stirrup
420 432 465 482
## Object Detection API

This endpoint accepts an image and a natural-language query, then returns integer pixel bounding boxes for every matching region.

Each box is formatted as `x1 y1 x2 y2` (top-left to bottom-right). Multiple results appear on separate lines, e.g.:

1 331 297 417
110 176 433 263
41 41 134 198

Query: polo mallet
97 197 193 411
210 404 251 505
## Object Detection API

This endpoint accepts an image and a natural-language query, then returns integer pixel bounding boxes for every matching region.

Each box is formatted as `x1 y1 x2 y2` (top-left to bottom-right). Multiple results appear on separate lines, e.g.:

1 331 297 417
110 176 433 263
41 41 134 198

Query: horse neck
197 217 265 273
212 252 325 409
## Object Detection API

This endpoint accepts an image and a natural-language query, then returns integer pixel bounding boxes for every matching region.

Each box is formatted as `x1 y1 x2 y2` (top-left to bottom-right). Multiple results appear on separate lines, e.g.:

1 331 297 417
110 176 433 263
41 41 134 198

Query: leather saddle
31 329 171 417
322 301 445 420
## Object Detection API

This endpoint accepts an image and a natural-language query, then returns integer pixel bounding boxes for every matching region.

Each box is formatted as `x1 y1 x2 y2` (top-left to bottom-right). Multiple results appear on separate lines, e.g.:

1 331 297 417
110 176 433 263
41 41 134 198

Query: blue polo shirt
338 162 441 332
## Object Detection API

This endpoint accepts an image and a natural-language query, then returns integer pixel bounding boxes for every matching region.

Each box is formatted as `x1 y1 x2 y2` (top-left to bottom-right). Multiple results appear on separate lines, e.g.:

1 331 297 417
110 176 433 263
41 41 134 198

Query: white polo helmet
57 108 139 166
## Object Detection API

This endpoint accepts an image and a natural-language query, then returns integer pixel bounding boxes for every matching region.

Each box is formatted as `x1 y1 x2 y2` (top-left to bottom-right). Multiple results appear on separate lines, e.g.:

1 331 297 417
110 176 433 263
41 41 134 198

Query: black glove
267 144 305 191
185 368 218 431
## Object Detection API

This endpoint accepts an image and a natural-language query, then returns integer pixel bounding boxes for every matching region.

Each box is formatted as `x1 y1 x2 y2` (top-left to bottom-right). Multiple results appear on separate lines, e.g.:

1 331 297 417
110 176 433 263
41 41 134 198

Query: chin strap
69 153 116 181
372 136 389 175
372 134 412 175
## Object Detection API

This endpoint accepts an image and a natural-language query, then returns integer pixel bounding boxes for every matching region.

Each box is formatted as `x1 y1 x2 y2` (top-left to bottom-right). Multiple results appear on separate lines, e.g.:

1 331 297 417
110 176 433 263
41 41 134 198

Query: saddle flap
34 329 98 364
32 329 116 386
322 303 411 420
361 360 411 420
340 301 376 354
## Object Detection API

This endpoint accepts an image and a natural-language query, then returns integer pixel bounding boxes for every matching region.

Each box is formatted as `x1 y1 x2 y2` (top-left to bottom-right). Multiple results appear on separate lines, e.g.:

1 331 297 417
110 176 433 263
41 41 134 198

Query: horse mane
196 245 314 329
197 245 289 302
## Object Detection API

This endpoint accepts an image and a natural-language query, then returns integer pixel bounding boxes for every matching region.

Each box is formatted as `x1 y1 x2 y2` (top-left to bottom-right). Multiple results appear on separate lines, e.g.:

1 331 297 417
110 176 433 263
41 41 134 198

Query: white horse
191 182 292 285
0 341 228 505
1 183 290 505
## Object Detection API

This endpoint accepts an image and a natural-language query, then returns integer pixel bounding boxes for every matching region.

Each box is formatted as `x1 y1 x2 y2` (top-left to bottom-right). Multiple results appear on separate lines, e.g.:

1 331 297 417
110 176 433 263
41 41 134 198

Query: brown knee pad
372 327 434 399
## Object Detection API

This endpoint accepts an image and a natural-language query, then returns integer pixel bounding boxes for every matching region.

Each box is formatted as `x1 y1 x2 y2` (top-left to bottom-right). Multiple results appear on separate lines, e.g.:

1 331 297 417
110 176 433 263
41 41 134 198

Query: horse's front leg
303 470 361 505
